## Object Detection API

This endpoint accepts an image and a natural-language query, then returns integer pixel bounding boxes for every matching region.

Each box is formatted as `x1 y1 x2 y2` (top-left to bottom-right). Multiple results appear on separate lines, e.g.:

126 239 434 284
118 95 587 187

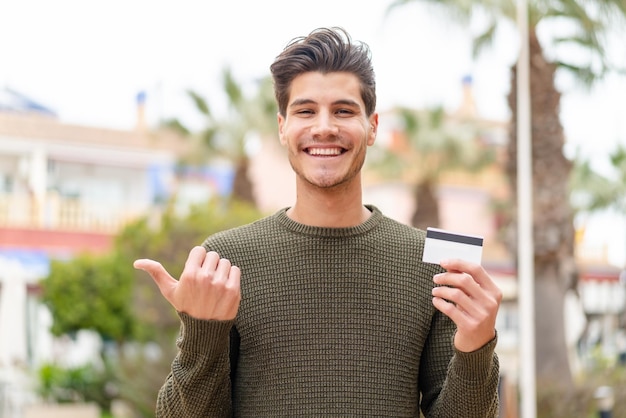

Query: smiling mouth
305 147 345 156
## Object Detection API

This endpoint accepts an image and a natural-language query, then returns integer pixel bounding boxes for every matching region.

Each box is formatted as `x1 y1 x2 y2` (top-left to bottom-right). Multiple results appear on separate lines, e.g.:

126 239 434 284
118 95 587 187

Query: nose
310 111 339 138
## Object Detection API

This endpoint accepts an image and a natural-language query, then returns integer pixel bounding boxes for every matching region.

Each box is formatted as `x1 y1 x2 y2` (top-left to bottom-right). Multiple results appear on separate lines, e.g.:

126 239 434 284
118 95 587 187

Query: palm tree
163 68 277 206
389 0 626 386
571 144 626 262
367 105 495 230
571 144 626 215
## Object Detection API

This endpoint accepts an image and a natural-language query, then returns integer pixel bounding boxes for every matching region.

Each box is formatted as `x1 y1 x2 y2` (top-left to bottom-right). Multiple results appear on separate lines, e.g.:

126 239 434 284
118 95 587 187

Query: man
134 27 501 417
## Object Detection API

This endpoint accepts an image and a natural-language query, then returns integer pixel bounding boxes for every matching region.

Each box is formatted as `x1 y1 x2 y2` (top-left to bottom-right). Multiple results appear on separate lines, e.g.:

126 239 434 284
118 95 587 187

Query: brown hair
270 27 376 117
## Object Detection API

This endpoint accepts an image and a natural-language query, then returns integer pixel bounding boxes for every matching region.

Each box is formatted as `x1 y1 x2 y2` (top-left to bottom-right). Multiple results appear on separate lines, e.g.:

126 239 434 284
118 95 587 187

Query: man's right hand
133 246 241 321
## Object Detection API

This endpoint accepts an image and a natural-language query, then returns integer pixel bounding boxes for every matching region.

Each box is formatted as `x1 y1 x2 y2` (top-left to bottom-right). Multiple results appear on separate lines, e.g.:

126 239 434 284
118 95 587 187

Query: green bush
37 362 116 412
38 197 264 417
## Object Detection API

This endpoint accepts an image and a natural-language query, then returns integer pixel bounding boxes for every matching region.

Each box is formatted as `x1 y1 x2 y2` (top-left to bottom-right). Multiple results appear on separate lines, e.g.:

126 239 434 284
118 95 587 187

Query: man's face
277 71 378 191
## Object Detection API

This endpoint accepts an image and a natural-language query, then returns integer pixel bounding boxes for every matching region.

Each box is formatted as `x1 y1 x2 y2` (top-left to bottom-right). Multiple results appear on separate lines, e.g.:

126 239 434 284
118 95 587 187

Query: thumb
134 259 176 299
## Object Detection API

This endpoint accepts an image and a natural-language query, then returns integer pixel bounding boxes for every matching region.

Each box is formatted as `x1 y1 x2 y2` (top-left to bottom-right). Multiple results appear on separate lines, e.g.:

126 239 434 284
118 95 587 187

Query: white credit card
422 227 484 265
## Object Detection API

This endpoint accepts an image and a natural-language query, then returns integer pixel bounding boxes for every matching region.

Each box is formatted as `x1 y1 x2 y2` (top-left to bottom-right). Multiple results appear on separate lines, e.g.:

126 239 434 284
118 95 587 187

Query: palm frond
472 21 497 58
222 67 244 108
554 61 601 88
570 144 626 212
187 90 211 117
160 118 190 136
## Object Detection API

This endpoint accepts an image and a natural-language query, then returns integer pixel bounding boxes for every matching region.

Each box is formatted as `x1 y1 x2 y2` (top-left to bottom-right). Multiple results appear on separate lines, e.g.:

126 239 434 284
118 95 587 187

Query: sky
1 0 624 266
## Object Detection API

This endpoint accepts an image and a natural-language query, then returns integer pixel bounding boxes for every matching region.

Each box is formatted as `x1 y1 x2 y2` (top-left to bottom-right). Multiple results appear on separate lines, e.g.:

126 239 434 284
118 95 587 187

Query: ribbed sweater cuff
451 332 498 381
177 312 234 354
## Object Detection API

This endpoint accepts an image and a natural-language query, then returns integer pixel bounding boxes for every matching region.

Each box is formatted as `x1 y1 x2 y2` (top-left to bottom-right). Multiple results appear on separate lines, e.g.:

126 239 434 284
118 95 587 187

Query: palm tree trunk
232 157 256 206
411 180 440 230
506 28 577 387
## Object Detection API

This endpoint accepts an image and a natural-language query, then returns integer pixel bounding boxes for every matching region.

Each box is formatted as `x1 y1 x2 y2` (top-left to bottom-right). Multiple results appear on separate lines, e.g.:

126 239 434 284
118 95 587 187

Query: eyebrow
288 98 361 109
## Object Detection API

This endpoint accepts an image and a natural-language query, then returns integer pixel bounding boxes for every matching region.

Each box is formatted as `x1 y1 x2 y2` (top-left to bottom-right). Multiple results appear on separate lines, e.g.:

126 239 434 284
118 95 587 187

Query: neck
287 180 371 227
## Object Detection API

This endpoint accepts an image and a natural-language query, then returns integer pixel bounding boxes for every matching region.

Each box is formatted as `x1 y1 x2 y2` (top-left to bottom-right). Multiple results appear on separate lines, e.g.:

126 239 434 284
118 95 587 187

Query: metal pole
516 0 536 417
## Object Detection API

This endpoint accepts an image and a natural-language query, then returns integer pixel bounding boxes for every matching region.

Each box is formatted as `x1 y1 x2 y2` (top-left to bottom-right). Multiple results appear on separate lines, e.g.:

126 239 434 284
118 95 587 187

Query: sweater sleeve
420 311 500 418
156 313 234 418
434 336 500 417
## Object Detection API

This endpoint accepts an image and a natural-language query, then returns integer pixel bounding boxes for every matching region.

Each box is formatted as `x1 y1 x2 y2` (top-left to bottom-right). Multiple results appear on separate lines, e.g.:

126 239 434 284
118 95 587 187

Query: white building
0 88 233 416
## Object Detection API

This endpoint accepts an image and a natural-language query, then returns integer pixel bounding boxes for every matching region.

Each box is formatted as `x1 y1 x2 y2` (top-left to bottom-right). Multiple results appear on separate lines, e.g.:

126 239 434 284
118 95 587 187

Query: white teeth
308 148 342 156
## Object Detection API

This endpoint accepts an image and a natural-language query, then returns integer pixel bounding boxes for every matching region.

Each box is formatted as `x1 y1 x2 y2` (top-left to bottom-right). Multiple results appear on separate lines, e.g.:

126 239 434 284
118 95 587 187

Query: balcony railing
0 194 144 233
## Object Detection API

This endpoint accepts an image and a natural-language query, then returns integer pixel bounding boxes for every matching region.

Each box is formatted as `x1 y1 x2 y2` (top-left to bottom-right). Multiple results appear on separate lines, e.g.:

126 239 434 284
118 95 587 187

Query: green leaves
571 144 626 213
37 362 115 408
38 196 262 347
368 105 495 184
389 0 626 85
40 251 139 343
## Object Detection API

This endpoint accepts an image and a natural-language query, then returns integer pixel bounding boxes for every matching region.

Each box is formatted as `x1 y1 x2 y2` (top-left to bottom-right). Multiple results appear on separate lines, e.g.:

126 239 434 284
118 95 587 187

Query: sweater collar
273 204 383 237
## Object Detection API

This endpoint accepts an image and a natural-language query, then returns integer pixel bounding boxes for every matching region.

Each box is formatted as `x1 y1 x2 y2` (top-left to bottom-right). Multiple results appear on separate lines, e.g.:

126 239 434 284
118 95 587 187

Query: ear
367 113 379 146
277 112 287 146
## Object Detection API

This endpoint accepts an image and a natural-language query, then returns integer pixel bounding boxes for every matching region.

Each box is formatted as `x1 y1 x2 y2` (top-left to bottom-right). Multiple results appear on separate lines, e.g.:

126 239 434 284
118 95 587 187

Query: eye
336 108 355 116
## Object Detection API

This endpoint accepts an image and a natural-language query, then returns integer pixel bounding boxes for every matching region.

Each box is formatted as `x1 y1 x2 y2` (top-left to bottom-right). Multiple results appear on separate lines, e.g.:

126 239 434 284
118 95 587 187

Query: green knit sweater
156 206 499 417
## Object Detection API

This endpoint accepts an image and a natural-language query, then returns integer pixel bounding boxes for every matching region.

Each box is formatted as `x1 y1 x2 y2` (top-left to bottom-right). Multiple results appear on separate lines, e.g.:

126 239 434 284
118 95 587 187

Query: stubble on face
286 137 368 191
